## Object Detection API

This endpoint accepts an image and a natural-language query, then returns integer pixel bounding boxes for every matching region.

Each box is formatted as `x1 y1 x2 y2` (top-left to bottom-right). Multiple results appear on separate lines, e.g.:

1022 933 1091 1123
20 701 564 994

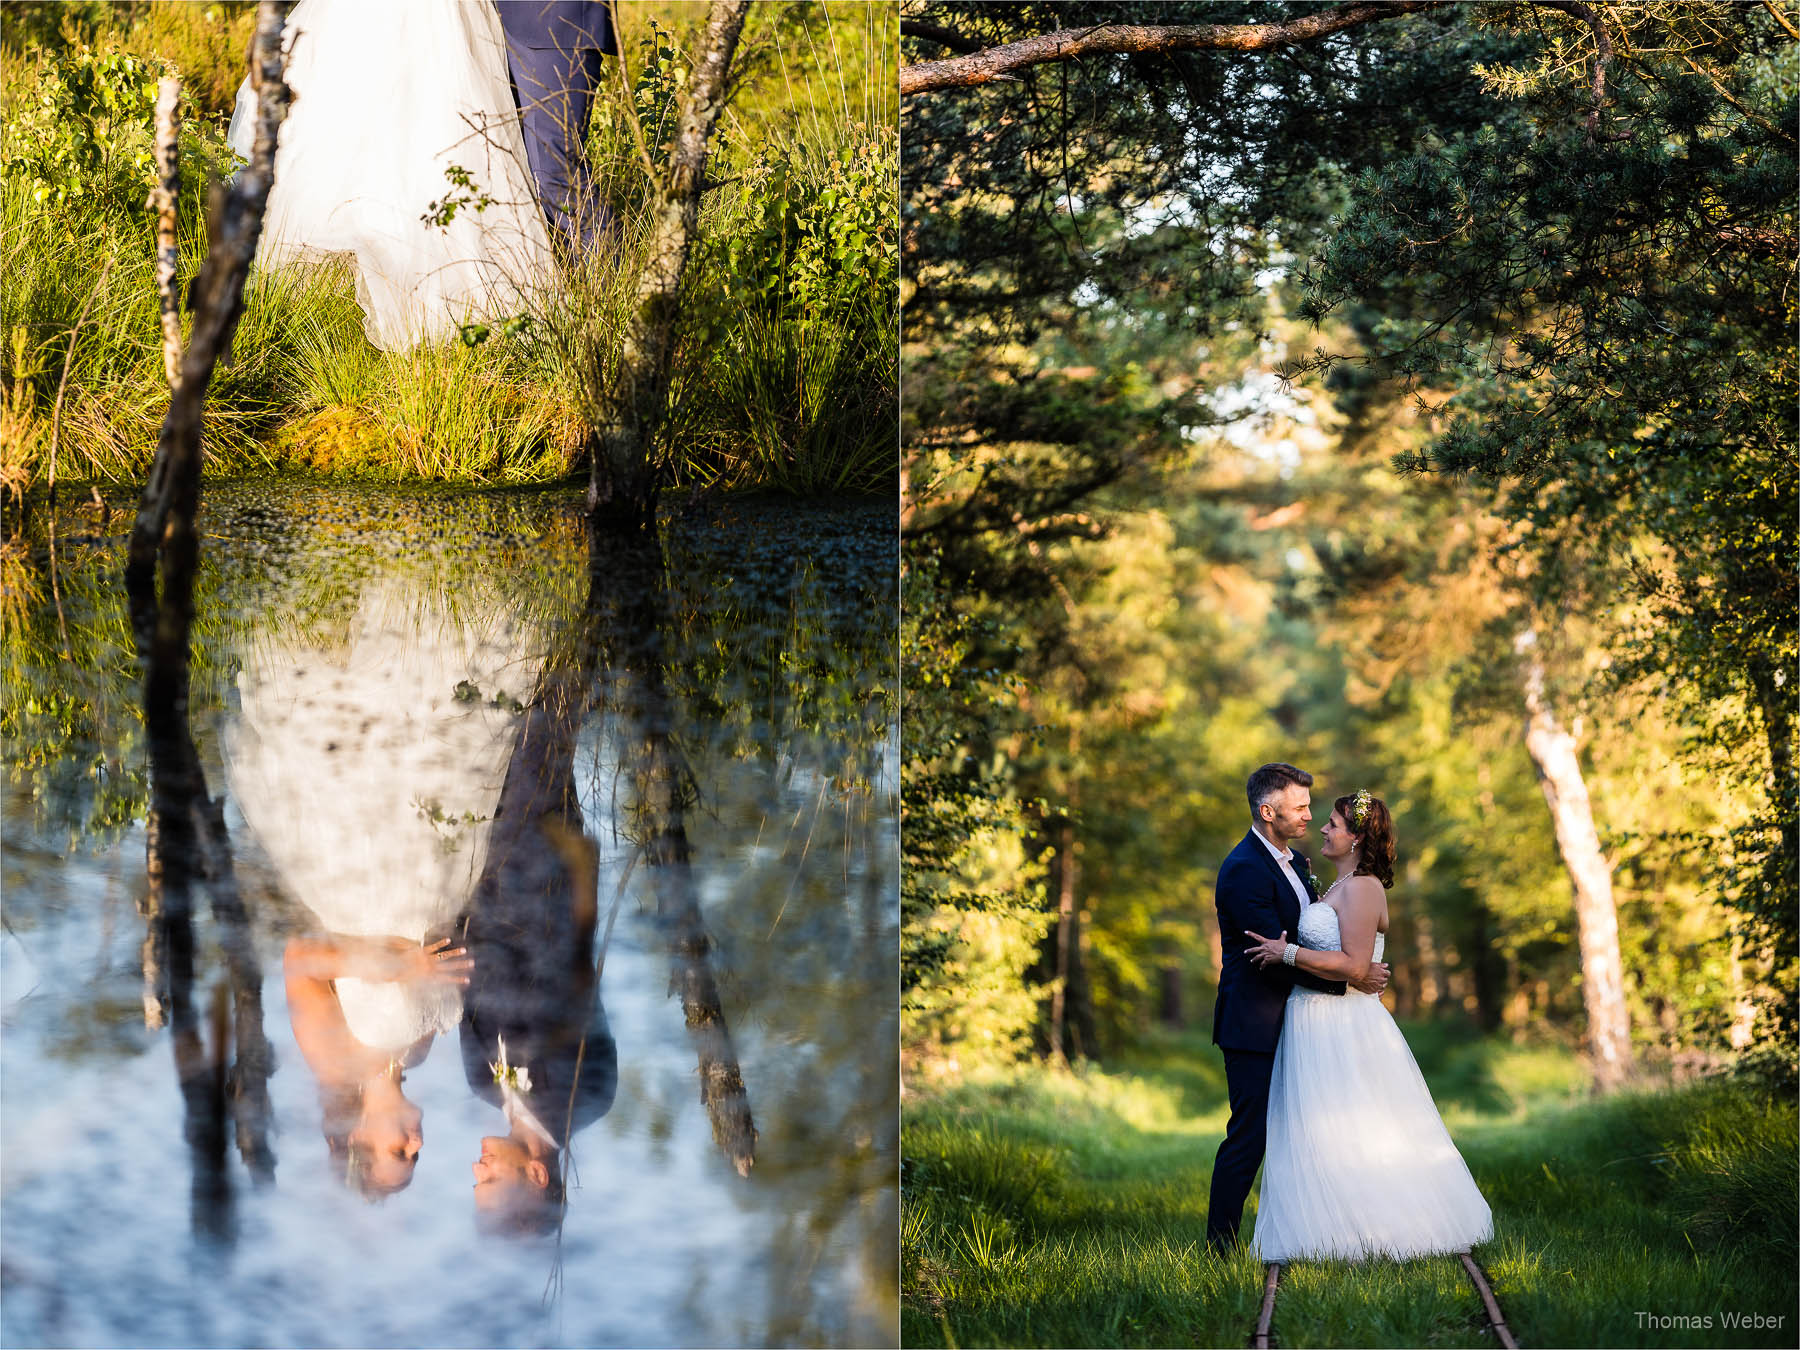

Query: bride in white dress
1245 790 1493 1261
227 0 556 350
224 578 541 1194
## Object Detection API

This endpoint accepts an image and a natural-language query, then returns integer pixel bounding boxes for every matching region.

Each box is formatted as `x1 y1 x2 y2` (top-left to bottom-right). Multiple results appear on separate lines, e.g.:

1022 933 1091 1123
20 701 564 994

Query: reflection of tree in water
124 448 278 1250
589 511 899 1340
584 526 758 1175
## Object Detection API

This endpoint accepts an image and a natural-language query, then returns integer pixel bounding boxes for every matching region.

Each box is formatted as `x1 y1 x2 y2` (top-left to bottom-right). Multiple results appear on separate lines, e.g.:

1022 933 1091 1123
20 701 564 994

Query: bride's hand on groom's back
345 935 474 986
1244 929 1288 968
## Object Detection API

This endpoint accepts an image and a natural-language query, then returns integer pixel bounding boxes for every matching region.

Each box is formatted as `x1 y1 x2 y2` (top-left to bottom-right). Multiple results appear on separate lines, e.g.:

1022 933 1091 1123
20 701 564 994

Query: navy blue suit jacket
494 1 617 55
455 663 616 1141
1210 830 1346 1052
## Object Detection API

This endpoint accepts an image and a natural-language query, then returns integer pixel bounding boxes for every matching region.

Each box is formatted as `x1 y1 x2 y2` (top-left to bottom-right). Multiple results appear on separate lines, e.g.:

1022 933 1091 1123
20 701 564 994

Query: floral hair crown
1350 789 1373 831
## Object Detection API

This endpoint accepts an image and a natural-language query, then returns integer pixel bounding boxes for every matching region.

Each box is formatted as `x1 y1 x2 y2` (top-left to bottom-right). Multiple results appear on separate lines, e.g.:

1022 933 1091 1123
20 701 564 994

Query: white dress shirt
1252 827 1313 915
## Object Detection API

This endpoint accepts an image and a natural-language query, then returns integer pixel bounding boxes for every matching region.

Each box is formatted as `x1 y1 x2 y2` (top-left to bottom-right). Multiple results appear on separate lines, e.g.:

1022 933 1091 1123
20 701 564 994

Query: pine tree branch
1761 0 1800 43
898 1 1436 97
1535 1 1613 132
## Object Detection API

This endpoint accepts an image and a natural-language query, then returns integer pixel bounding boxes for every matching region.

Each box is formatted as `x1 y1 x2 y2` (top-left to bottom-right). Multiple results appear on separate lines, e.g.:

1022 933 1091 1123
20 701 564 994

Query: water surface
1 482 897 1348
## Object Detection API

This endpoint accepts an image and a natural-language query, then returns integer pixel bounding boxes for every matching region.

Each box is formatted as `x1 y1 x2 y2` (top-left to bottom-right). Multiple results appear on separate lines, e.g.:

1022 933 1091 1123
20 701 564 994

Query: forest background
899 2 1796 1345
0 0 898 497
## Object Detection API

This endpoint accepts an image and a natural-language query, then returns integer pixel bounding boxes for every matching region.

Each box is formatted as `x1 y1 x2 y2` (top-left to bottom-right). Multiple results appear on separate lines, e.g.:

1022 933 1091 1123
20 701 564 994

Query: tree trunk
1068 898 1096 1059
149 76 183 387
1415 909 1444 1013
1515 628 1633 1091
1046 815 1075 1063
1469 901 1504 1034
123 5 291 1228
1747 660 1797 1045
1158 963 1183 1028
126 0 291 652
588 0 750 529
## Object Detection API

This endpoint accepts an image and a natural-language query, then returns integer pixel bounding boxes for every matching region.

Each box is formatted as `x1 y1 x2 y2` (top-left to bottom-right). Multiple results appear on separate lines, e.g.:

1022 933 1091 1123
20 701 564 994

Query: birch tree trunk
588 0 750 530
1515 628 1633 1091
149 76 183 387
125 2 290 1216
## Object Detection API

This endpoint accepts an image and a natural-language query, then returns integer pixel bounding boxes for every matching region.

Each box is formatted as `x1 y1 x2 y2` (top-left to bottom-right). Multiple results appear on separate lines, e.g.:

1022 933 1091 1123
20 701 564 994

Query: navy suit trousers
503 41 609 252
1207 1047 1275 1251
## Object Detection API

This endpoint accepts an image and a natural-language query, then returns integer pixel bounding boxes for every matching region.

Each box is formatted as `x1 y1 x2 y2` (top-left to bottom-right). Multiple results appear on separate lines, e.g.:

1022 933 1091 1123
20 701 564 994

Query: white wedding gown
1254 901 1493 1261
224 581 539 1052
228 0 555 350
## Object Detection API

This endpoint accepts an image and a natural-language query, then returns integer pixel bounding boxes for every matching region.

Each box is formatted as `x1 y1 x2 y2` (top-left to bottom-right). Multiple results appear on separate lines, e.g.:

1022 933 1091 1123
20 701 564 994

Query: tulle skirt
1253 988 1493 1262
228 0 555 350
223 581 537 1049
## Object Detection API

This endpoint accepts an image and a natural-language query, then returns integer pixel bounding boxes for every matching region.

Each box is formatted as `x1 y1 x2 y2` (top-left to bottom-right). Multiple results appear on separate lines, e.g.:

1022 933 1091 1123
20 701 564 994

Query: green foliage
621 20 682 172
113 2 261 118
2 45 162 216
1301 1 1798 1050
900 0 1792 1077
420 163 498 231
902 546 1052 1077
0 165 303 488
677 123 898 494
0 2 257 118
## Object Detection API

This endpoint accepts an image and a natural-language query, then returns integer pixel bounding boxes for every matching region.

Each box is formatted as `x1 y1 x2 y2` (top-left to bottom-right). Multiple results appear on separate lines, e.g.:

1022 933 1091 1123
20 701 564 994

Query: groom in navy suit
1205 762 1390 1253
495 1 618 252
455 648 617 1238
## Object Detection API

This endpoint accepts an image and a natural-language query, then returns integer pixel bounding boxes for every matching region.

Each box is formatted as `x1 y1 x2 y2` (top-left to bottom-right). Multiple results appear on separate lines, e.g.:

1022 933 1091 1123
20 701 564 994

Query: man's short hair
1247 763 1313 815
476 1168 565 1239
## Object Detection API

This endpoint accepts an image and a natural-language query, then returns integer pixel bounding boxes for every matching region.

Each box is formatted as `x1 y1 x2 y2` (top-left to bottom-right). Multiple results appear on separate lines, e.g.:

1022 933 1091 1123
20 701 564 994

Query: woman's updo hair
1334 791 1395 889
320 1084 407 1202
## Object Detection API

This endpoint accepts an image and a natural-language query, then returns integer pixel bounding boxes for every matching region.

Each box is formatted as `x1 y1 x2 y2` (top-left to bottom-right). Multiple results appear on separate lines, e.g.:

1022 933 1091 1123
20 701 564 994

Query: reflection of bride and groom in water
219 530 752 1233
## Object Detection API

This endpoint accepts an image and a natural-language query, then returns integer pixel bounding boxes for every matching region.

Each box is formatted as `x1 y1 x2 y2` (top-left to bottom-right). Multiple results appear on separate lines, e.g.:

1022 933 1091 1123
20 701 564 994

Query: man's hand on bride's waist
1350 962 1390 997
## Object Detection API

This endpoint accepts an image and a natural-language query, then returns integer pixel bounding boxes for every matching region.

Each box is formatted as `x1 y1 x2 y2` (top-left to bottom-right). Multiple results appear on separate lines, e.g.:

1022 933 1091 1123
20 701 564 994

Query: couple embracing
229 581 614 1236
1207 762 1493 1263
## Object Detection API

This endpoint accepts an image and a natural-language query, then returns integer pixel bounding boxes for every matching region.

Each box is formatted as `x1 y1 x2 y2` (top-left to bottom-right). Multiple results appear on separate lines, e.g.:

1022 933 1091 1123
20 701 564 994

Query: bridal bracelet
1282 943 1299 967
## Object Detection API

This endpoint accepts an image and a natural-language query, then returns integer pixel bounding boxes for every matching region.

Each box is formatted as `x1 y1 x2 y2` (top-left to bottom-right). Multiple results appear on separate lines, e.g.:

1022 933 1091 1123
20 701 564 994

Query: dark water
0 482 897 1348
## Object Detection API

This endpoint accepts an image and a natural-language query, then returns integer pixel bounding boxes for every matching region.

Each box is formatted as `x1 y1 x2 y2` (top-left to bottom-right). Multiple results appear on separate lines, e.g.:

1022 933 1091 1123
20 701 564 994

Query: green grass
902 1026 1799 1348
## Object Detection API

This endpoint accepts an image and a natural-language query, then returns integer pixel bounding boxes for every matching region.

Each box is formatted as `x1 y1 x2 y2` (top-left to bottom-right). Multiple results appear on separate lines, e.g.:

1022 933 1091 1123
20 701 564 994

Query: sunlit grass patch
903 1035 1799 1348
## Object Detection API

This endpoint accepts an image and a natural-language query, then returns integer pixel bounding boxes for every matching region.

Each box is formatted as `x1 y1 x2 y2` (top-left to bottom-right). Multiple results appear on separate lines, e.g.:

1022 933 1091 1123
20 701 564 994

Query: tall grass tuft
672 124 897 495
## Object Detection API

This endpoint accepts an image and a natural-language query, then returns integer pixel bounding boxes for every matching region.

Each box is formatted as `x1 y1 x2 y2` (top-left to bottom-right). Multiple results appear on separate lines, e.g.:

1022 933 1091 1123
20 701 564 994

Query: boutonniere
489 1034 531 1094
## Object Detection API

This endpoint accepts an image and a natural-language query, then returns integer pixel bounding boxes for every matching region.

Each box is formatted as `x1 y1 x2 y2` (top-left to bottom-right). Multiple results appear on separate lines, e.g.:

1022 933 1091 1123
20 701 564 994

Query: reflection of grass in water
903 1032 1799 1349
0 536 43 637
5 487 893 857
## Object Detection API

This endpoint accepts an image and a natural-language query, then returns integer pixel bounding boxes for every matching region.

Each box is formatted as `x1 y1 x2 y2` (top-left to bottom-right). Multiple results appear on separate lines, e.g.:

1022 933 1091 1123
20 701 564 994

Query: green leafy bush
2 46 163 217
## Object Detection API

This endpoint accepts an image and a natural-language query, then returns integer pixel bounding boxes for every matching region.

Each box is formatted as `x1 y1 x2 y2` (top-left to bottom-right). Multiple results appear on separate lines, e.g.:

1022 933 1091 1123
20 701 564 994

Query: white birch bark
1515 628 1633 1090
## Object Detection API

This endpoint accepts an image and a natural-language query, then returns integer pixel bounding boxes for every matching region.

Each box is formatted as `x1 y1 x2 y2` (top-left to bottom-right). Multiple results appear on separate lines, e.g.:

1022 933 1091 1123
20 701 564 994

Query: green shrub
678 125 898 494
2 45 164 218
